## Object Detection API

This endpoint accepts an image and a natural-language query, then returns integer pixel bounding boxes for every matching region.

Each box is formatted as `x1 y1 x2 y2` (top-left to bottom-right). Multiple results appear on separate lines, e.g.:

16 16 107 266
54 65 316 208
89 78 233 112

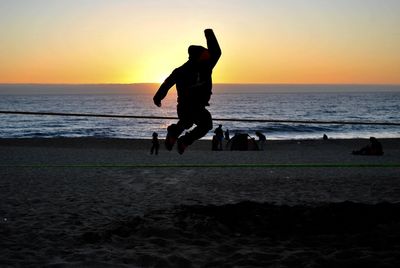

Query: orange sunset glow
1 0 399 84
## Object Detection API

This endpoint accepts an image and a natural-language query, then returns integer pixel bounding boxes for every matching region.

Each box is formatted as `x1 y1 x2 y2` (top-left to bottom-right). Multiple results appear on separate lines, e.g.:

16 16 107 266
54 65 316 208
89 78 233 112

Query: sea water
0 84 399 140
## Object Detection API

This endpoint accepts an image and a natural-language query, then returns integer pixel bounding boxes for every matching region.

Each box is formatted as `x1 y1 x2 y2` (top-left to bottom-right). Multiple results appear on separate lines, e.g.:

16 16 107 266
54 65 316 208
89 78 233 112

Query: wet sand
1 138 399 267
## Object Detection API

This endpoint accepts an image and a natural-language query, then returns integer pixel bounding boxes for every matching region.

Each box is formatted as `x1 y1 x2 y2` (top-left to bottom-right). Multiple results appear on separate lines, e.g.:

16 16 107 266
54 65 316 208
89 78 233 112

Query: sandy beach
1 138 400 267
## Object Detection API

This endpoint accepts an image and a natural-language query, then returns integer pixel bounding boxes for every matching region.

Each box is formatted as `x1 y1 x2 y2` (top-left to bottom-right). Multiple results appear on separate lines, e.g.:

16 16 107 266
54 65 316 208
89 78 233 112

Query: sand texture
1 138 400 267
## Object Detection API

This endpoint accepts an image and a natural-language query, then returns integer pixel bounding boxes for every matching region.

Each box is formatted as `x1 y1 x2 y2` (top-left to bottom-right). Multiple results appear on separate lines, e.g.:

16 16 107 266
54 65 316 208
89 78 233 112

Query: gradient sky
0 0 399 84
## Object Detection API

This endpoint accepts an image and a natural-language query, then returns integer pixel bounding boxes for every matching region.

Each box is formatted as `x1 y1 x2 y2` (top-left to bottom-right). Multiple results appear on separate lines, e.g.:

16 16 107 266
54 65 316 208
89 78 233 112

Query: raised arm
153 70 176 107
204 29 221 69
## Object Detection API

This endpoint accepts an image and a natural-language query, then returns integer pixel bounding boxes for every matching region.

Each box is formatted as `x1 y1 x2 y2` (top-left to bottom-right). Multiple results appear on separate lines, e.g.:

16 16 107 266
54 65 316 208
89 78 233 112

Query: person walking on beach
255 131 266 150
214 124 224 150
224 129 230 142
224 129 230 149
150 132 160 155
153 29 221 154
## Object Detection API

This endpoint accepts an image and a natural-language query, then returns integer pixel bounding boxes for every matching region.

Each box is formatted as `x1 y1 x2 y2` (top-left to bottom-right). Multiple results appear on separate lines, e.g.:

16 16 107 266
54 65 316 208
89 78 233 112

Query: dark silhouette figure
153 29 221 154
224 129 230 149
224 129 230 141
352 137 384 156
212 135 219 151
150 132 160 155
228 133 259 151
255 131 266 150
323 134 328 140
214 124 224 150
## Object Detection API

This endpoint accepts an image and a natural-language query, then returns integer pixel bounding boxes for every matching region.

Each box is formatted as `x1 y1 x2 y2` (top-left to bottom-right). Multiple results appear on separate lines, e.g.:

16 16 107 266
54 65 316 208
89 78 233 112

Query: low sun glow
0 1 399 84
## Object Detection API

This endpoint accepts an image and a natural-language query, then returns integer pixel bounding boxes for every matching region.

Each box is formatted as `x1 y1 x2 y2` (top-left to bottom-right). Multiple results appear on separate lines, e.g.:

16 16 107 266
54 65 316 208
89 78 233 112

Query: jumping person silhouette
153 29 221 154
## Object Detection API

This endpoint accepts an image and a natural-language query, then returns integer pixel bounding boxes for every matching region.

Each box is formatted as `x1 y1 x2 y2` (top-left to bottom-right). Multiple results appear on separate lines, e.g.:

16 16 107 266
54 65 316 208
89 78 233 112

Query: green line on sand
1 163 400 168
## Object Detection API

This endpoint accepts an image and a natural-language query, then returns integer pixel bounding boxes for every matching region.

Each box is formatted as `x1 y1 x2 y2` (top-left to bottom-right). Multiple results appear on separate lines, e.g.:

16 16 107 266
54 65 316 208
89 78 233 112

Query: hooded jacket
154 29 221 108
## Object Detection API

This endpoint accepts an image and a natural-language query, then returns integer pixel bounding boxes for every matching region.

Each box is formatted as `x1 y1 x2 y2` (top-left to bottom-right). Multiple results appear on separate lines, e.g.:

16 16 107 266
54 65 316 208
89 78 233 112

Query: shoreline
1 136 399 148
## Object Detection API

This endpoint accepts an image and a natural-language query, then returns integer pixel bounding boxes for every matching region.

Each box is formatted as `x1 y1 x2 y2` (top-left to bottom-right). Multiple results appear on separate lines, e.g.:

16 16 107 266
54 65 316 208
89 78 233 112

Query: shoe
165 125 178 151
165 135 176 151
165 136 177 151
177 138 188 155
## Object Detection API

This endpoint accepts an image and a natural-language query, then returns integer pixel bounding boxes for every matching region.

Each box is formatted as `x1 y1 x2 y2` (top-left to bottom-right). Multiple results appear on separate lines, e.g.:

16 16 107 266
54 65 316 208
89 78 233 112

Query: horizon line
1 82 400 86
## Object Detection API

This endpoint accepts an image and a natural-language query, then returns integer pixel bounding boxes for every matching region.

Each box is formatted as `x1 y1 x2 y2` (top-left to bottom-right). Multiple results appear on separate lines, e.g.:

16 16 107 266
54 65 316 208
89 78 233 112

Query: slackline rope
1 110 400 126
1 163 399 168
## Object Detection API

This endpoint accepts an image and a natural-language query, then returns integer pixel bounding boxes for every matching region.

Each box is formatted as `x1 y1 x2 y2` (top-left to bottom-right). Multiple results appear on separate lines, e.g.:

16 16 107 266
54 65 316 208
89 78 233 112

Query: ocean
1 84 400 140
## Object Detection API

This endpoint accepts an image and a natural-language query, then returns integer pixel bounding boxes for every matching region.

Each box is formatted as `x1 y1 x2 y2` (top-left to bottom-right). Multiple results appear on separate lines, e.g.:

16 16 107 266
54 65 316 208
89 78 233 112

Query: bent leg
168 118 193 138
172 105 194 137
165 106 194 150
180 108 212 146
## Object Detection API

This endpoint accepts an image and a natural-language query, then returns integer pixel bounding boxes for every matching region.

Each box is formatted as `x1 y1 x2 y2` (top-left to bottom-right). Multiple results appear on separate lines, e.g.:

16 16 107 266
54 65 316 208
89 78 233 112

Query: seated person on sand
352 137 384 156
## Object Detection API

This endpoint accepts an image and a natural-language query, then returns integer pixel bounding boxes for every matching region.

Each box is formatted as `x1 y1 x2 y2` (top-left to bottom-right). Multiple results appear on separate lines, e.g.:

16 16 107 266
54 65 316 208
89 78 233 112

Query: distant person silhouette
224 129 230 141
214 124 224 150
224 128 230 149
153 29 221 154
255 131 266 150
212 134 219 151
150 132 160 155
352 137 384 156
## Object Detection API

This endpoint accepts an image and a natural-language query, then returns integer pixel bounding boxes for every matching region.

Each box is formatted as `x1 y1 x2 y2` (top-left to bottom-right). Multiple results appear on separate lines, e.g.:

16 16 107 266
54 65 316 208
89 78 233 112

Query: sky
0 0 399 84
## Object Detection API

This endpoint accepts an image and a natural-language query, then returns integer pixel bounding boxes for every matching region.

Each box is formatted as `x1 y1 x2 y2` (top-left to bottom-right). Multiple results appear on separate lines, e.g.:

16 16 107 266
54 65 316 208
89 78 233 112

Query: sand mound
47 202 400 267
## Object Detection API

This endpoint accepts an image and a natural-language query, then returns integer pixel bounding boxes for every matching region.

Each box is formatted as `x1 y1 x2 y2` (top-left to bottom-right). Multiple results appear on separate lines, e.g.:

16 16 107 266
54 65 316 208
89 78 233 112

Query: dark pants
169 104 213 145
150 143 159 155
